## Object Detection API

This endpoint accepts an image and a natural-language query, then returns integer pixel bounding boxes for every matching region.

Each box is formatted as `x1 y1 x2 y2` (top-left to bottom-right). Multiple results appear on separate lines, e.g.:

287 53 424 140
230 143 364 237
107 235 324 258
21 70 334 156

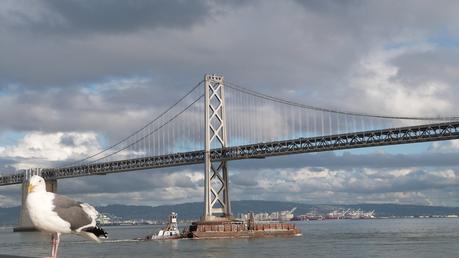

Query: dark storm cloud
0 0 246 87
294 0 459 31
294 0 361 13
0 0 456 101
391 49 459 87
10 0 211 34
0 85 191 140
60 135 76 146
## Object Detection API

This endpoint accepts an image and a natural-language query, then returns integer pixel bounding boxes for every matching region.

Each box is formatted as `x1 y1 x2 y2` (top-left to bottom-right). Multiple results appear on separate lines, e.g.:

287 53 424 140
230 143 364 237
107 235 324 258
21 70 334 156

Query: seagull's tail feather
80 226 108 243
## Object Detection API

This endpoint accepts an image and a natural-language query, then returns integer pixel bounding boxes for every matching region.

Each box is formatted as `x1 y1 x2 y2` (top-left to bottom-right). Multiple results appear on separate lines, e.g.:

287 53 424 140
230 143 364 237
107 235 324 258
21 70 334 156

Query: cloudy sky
0 0 458 208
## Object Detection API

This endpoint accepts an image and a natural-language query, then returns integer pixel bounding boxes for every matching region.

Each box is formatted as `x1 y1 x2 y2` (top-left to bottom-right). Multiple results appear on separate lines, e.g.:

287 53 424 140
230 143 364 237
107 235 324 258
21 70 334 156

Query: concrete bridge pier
13 169 57 232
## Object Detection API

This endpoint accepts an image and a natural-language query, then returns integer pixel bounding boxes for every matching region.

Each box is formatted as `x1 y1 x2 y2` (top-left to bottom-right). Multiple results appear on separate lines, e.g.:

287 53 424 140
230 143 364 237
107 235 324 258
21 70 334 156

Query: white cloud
0 131 101 169
431 140 459 153
71 188 203 207
83 77 151 93
349 47 452 118
66 171 204 206
230 166 459 206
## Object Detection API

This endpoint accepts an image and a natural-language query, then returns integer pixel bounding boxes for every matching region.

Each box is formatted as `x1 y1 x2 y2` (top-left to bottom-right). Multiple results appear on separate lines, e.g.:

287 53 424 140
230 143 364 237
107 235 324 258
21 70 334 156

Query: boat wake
102 239 142 243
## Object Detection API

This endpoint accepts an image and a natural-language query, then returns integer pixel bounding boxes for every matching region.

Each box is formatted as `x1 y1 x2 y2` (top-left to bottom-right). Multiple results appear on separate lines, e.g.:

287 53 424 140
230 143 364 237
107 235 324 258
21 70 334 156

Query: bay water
1 218 458 258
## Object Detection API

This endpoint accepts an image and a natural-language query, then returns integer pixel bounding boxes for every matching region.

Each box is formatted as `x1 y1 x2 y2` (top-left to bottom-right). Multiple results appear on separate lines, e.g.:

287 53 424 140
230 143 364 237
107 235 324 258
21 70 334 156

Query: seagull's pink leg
47 233 60 258
54 233 61 258
46 233 56 258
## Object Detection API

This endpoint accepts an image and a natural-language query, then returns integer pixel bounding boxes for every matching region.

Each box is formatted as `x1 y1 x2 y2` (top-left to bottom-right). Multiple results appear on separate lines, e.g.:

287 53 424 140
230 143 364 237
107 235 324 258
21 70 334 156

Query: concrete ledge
0 255 38 258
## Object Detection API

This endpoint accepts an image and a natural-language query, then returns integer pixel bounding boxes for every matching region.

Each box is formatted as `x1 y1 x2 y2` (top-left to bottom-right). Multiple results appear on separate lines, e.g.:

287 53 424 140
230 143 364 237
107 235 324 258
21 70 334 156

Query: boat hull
184 220 301 239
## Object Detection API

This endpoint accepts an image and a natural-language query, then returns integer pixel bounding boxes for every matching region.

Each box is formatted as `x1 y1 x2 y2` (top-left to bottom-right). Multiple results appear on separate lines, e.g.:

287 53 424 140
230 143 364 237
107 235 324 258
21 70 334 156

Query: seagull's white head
28 175 46 193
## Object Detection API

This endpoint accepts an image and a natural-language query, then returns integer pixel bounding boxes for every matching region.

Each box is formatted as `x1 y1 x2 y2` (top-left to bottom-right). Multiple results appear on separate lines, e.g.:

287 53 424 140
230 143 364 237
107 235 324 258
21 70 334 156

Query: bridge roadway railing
1 121 459 185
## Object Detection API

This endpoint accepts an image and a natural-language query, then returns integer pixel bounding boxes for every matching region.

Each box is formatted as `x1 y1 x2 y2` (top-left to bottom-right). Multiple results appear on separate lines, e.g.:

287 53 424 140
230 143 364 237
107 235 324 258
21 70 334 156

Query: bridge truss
2 121 459 186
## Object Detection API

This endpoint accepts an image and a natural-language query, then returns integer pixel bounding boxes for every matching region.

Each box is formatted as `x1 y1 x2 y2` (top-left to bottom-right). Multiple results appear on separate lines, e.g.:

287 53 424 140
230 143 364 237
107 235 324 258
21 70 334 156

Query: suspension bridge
1 74 459 226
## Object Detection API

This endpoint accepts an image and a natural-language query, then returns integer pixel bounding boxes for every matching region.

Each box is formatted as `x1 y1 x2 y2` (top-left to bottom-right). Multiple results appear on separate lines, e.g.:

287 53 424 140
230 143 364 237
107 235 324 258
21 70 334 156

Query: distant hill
1 201 459 225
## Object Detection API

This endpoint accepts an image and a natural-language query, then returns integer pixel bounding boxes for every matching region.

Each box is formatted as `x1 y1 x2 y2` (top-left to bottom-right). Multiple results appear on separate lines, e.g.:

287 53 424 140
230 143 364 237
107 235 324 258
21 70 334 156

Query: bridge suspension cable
63 78 459 166
3 75 459 186
64 80 205 167
225 81 459 121
224 80 459 147
88 94 204 164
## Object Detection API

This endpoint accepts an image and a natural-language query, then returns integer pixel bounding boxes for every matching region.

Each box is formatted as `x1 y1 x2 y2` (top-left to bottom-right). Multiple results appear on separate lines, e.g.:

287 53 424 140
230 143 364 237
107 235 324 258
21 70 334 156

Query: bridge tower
203 74 231 221
14 168 57 232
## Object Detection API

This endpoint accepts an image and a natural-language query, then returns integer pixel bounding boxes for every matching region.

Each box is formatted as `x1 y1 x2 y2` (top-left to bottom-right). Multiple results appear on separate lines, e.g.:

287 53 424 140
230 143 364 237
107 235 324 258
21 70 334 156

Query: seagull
26 175 107 258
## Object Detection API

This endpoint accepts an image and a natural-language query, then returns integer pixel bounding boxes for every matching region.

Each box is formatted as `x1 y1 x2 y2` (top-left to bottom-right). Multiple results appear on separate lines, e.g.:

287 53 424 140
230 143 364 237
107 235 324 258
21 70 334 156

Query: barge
184 213 301 239
141 212 301 240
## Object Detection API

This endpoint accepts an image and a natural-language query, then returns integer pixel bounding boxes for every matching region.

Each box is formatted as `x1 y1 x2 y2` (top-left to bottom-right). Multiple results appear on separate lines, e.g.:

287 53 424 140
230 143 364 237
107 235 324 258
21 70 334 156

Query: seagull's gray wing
52 194 93 231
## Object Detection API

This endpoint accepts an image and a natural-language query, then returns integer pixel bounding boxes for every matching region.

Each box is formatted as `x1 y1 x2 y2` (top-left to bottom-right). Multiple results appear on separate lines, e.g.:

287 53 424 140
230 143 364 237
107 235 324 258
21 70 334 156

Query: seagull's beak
28 183 35 193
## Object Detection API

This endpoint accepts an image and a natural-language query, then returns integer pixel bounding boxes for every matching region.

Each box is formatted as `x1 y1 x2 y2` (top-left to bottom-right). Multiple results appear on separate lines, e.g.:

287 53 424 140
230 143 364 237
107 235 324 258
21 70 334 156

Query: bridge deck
1 121 459 185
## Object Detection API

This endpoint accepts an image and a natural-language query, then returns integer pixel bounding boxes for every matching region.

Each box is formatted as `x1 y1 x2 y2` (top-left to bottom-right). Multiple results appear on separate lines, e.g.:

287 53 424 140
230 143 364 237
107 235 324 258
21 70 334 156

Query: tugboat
142 212 181 240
